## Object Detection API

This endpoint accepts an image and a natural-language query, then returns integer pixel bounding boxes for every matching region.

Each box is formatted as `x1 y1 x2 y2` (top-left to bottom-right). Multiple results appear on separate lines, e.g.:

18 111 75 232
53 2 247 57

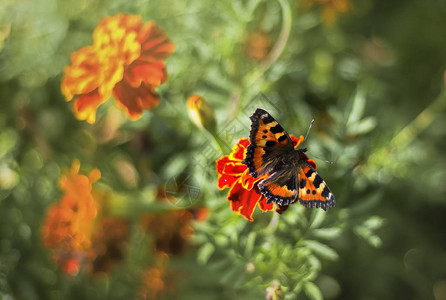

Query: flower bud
186 95 217 134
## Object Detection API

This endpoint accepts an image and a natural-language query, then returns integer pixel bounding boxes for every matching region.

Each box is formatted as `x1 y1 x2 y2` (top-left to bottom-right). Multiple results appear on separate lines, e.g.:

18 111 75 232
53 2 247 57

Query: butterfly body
242 108 335 210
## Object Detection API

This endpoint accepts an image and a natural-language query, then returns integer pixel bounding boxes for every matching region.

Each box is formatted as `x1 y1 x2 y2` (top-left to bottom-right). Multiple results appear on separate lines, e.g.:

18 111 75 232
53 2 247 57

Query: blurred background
0 0 446 299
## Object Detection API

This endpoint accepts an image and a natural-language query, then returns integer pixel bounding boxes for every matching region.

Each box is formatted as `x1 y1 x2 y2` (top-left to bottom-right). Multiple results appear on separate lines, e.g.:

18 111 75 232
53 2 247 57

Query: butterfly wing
242 108 294 178
297 163 336 210
258 168 299 206
243 108 336 210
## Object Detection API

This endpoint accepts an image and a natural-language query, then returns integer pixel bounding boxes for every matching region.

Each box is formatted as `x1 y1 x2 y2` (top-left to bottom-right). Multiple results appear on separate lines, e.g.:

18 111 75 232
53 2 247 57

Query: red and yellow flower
62 14 175 123
216 135 315 221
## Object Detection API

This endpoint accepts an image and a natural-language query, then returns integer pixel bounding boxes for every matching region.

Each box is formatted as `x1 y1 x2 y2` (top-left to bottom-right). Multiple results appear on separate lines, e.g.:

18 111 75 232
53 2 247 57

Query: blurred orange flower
302 0 349 25
62 14 175 123
138 193 205 299
42 160 101 275
216 136 314 221
244 31 272 61
90 217 130 274
138 252 172 300
140 209 194 255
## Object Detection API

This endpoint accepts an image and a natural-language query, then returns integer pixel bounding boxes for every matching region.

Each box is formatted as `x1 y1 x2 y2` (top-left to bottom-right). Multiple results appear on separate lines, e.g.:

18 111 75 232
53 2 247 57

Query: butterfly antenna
301 119 315 147
311 154 334 164
301 118 334 164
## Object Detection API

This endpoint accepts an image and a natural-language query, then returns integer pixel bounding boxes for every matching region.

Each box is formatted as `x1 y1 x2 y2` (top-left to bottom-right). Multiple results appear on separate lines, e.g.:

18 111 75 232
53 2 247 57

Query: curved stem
261 0 293 70
228 0 293 120
211 130 229 154
243 0 293 87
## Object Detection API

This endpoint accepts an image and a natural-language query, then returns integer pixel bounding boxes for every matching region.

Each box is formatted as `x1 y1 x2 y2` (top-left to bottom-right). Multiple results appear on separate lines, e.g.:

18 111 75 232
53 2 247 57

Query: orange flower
42 160 101 274
216 136 315 221
140 209 194 255
90 217 130 274
302 0 349 25
244 31 272 61
62 14 175 123
138 252 171 300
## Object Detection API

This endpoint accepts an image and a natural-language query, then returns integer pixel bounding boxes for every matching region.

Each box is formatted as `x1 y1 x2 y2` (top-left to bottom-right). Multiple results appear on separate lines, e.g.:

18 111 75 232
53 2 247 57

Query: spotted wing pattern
242 108 336 211
297 163 335 210
243 108 293 178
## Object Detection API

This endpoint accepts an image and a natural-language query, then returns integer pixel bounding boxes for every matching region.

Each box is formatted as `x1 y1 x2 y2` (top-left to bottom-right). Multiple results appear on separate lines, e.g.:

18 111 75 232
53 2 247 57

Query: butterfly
242 108 335 210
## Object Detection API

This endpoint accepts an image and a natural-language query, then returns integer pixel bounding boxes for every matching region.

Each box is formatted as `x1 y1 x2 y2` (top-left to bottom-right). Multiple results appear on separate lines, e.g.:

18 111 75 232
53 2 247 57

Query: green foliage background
1 0 446 299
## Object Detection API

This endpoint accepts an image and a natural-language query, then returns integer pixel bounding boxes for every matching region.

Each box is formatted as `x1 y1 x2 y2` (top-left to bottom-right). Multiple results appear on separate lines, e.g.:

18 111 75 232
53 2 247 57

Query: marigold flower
216 136 316 221
62 14 175 123
42 160 101 274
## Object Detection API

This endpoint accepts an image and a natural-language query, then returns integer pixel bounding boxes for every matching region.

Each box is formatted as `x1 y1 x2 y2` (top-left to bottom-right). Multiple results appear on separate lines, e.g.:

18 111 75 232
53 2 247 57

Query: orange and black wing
258 168 299 206
242 108 294 178
297 163 335 210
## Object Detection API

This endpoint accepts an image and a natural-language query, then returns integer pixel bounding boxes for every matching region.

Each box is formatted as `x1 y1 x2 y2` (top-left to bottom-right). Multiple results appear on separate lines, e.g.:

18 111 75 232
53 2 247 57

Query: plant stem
243 0 292 88
229 0 293 119
364 88 446 175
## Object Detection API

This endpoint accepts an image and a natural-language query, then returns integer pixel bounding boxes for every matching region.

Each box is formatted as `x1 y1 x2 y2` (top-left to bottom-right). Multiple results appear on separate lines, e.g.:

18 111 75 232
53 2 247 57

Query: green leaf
198 243 215 265
347 89 366 125
304 281 323 300
309 209 326 229
368 235 383 248
304 240 339 261
354 226 383 248
364 216 385 230
0 128 19 158
220 266 243 286
244 232 256 257
311 227 342 240
346 116 377 136
307 255 321 272
292 281 303 294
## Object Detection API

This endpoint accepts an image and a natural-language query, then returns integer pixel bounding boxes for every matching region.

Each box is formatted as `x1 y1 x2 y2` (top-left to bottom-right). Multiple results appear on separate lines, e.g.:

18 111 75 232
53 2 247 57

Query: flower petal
113 81 160 120
216 156 230 174
228 138 250 161
228 181 263 221
138 22 175 60
258 196 274 212
240 170 265 190
217 173 238 190
72 89 109 124
61 46 102 101
216 156 240 189
307 158 317 170
291 135 304 148
222 162 246 176
124 59 167 88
